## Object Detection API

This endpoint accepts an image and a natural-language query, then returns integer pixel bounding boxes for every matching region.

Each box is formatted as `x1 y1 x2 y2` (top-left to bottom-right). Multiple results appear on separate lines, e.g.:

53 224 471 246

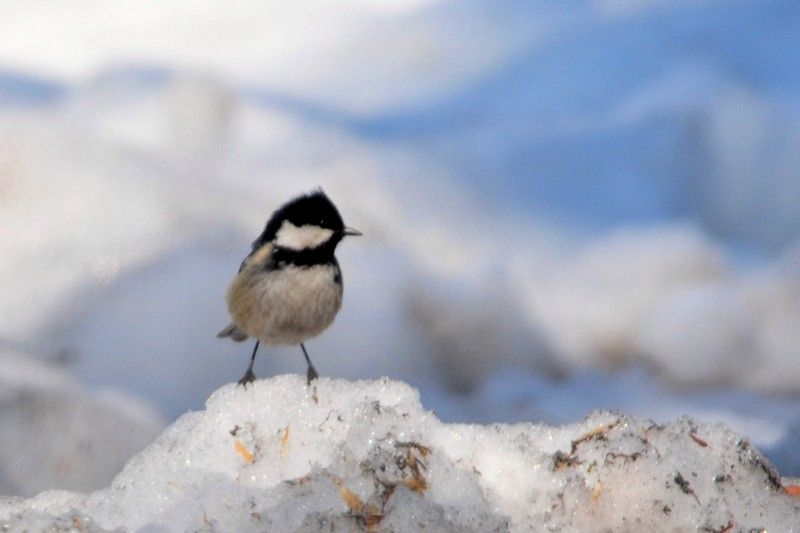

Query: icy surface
1 377 797 531
0 352 164 497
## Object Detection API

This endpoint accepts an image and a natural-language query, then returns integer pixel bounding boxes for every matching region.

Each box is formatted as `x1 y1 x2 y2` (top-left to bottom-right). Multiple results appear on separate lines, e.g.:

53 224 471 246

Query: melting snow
1 376 797 531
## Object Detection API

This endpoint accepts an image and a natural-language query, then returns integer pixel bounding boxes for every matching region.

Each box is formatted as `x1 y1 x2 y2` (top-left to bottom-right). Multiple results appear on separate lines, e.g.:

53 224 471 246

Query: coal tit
218 190 361 386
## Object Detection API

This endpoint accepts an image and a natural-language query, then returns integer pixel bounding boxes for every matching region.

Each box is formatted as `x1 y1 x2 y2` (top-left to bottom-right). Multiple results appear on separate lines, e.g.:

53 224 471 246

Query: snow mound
639 248 800 391
1 376 797 531
0 352 164 497
521 225 726 368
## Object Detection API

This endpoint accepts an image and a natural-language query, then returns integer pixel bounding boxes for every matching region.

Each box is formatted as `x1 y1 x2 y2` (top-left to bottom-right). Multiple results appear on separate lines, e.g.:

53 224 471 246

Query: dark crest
251 190 345 251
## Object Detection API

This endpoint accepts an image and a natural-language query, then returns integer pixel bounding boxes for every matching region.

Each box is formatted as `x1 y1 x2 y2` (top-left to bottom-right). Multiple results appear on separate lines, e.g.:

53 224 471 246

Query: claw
238 369 256 388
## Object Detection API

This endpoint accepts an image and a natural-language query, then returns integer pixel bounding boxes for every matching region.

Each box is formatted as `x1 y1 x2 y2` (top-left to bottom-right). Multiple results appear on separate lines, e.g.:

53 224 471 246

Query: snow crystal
1 377 797 531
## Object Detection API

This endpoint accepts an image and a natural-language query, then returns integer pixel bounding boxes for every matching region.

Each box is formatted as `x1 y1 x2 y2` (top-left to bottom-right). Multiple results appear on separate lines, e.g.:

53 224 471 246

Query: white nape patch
275 220 334 250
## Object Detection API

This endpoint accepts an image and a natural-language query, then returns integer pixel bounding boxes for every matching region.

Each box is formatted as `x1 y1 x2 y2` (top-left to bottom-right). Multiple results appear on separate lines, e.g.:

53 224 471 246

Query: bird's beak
343 227 362 237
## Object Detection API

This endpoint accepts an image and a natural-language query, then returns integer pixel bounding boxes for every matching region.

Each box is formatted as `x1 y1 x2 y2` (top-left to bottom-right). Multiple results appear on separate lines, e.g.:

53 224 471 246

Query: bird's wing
238 241 275 272
237 254 251 273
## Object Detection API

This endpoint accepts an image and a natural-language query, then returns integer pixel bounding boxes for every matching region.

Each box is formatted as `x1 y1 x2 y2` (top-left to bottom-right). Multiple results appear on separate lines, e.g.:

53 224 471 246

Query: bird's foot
237 369 256 388
306 365 319 385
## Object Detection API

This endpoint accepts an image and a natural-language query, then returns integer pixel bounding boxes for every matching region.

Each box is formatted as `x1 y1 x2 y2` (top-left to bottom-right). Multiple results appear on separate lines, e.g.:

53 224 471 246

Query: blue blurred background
1 0 799 496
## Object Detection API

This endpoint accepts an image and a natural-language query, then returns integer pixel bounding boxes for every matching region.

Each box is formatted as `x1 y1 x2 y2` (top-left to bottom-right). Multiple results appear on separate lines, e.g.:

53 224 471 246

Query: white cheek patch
275 220 335 250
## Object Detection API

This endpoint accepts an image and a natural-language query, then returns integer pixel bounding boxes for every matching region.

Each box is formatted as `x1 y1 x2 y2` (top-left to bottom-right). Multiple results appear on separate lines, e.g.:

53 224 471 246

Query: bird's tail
217 322 249 342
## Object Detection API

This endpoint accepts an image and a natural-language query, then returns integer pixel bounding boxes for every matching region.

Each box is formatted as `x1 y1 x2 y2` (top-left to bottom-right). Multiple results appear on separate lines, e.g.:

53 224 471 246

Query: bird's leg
238 341 260 387
300 343 318 385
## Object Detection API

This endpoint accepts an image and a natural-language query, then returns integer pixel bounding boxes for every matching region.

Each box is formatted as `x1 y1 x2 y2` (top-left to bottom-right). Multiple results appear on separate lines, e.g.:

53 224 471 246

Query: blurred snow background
1 0 800 495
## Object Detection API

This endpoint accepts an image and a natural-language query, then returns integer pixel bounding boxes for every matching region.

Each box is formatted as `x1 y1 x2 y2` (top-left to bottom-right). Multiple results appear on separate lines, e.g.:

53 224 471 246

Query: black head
252 190 360 252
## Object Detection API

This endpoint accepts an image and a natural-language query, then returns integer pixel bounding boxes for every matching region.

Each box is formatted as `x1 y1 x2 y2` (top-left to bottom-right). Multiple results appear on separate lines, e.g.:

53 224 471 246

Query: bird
218 190 361 386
